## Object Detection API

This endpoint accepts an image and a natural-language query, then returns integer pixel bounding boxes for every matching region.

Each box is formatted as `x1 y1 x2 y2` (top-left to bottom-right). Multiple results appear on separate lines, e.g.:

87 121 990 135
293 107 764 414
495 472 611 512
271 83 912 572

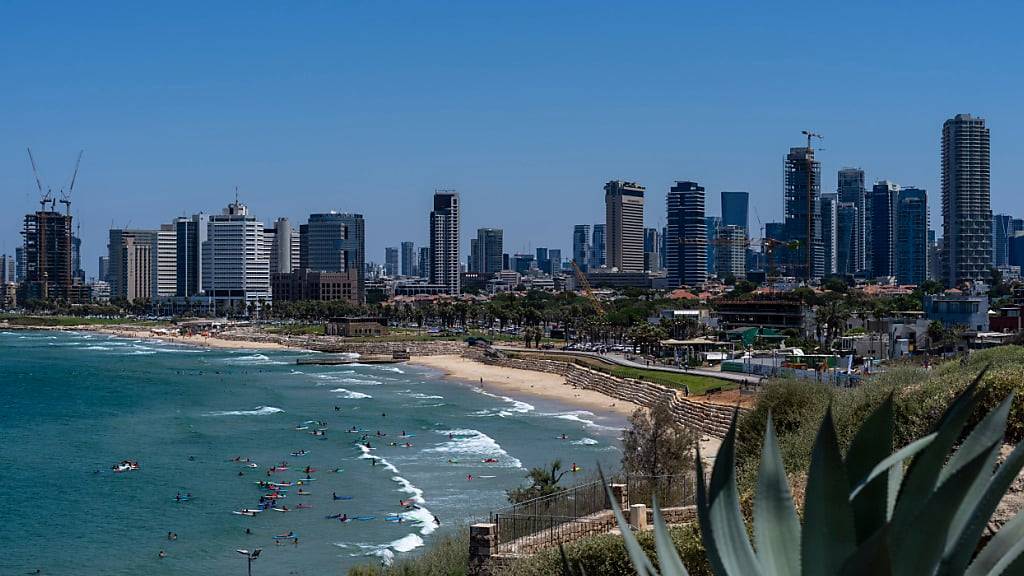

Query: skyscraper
604 181 645 272
838 168 867 274
401 241 416 276
175 213 208 298
666 181 707 287
108 228 155 302
572 225 591 272
721 191 749 231
97 256 109 283
202 199 271 307
705 216 721 276
993 214 1013 267
716 225 746 281
385 247 399 276
836 202 857 277
820 192 838 277
895 187 928 285
429 191 460 295
548 249 562 274
942 114 991 286
152 224 177 299
267 217 299 274
590 224 606 269
870 181 899 278
0 254 16 284
784 146 823 280
418 246 430 279
475 228 503 274
15 246 26 282
643 228 661 273
535 247 549 272
301 212 365 302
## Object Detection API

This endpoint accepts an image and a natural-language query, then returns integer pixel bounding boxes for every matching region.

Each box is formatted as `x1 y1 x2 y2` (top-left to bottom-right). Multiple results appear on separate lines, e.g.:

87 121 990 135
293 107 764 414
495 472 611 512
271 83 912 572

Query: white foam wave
473 388 534 415
572 437 600 445
425 429 522 468
224 353 288 365
357 444 399 473
314 374 381 386
407 392 444 400
390 533 424 553
82 345 113 351
204 406 284 417
331 388 372 399
380 366 405 374
543 410 623 431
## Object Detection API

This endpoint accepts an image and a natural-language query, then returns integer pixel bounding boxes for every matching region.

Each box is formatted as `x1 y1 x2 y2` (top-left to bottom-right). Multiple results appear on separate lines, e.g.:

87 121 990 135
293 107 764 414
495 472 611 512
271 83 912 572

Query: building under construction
21 209 77 301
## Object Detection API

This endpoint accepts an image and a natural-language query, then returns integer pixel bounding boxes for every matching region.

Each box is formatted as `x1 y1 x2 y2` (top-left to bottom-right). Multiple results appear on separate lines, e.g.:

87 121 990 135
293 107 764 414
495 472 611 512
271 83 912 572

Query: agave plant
605 369 1024 575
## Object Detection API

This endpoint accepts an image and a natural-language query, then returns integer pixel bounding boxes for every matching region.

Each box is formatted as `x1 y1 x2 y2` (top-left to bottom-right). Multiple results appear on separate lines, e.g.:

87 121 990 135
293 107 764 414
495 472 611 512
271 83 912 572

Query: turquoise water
0 330 627 575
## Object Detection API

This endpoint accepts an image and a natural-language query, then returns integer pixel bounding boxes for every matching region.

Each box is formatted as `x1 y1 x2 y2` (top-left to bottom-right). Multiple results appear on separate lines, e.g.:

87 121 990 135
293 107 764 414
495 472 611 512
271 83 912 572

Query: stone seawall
467 350 743 439
216 332 468 356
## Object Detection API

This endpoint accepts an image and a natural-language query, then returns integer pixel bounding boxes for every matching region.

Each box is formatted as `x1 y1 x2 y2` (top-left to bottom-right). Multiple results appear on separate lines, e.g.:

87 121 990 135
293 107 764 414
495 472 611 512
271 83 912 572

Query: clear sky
2 2 1023 277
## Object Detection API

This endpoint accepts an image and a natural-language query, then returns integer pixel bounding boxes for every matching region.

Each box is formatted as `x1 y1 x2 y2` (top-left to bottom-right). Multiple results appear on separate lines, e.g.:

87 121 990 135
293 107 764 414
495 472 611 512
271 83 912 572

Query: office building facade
474 228 503 274
175 213 208 298
385 247 399 276
604 181 645 272
716 224 746 281
993 214 1013 268
820 192 838 277
108 229 156 302
266 217 300 275
643 227 661 273
836 202 858 278
152 224 177 299
705 216 721 276
301 212 365 302
21 210 76 301
573 224 591 271
869 181 899 278
202 200 271 306
400 241 416 276
838 168 867 274
895 187 929 285
721 191 749 231
590 224 606 269
942 114 991 286
666 181 707 286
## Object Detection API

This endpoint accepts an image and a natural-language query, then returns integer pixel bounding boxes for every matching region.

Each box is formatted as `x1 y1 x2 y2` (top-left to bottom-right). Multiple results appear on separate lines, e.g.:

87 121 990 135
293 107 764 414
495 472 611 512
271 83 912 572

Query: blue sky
2 2 1023 277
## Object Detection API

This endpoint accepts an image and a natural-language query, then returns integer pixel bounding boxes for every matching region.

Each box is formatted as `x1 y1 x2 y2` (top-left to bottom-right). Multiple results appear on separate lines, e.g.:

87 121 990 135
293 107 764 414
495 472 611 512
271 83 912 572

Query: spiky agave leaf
845 393 894 543
652 496 690 576
848 433 937 500
965 508 1024 576
754 413 800 576
802 406 856 576
705 410 763 576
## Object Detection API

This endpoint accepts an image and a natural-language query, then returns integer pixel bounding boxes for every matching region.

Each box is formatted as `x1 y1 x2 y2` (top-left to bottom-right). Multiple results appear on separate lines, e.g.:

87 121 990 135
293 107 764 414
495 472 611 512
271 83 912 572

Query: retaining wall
468 351 743 439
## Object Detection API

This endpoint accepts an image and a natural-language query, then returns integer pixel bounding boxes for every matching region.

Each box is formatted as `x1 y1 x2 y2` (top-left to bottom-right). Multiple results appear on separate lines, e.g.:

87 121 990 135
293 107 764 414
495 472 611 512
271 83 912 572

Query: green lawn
513 351 734 396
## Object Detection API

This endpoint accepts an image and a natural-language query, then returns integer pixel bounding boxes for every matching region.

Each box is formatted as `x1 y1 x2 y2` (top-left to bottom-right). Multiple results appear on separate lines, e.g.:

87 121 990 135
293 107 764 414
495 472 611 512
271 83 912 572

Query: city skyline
3 4 1024 277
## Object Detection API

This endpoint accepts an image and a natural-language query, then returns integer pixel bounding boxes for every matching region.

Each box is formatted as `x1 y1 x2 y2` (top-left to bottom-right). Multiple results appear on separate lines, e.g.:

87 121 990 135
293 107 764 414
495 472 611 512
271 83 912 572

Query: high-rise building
202 199 271 307
942 114 991 286
928 230 943 282
474 228 503 274
604 181 645 272
705 216 721 276
21 209 76 301
993 214 1013 267
72 235 84 282
721 191 749 232
836 203 857 278
590 224 606 269
418 246 430 279
870 181 899 278
429 191 460 295
838 168 867 274
659 226 667 271
572 225 591 272
401 242 416 276
266 217 299 274
895 187 928 285
643 228 661 273
716 225 746 281
536 247 549 270
15 247 26 282
98 256 109 283
784 146 823 280
0 254 15 284
512 254 535 274
820 193 838 277
764 222 786 274
152 224 177 299
548 249 562 274
175 213 208 298
301 212 365 302
108 229 156 302
666 181 707 287
385 247 399 276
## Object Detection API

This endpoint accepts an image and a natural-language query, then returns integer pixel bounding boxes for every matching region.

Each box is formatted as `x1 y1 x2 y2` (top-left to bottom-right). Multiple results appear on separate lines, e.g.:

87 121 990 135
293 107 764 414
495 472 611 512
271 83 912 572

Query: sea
0 330 628 575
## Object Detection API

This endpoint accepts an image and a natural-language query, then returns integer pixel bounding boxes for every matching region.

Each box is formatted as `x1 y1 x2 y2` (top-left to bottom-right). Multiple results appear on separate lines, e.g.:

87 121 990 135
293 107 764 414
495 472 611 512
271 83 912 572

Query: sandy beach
410 354 640 418
93 327 291 350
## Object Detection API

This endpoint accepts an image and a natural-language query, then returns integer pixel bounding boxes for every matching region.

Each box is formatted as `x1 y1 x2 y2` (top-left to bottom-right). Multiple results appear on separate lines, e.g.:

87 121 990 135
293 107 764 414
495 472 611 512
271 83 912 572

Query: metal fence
490 480 609 552
489 474 700 554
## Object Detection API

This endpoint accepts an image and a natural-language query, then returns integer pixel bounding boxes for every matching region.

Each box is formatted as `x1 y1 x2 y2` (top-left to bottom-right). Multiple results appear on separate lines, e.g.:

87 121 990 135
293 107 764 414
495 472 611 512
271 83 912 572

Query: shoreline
1 323 292 350
409 354 640 419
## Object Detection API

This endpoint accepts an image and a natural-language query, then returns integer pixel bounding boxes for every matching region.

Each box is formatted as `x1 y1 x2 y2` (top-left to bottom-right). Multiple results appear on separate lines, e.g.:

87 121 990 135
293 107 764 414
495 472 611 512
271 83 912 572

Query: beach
410 354 640 418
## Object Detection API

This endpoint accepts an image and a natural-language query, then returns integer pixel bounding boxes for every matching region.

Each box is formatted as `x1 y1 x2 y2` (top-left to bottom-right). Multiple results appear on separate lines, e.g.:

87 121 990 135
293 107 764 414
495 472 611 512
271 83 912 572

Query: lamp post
236 548 262 576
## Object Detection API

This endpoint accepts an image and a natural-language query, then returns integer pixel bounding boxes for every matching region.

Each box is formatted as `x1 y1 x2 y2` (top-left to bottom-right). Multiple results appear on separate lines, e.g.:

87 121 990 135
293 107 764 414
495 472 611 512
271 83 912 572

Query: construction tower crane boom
59 150 83 215
570 259 604 316
27 147 54 211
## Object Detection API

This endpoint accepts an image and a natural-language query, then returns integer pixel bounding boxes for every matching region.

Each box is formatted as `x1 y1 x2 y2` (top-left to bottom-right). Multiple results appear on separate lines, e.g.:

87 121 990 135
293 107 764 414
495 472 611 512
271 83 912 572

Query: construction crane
59 150 83 216
801 130 823 281
27 147 54 211
570 259 604 316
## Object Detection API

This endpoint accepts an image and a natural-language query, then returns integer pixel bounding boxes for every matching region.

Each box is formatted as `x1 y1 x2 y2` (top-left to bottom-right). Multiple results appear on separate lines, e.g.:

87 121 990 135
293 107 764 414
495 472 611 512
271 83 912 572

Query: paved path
493 346 762 385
